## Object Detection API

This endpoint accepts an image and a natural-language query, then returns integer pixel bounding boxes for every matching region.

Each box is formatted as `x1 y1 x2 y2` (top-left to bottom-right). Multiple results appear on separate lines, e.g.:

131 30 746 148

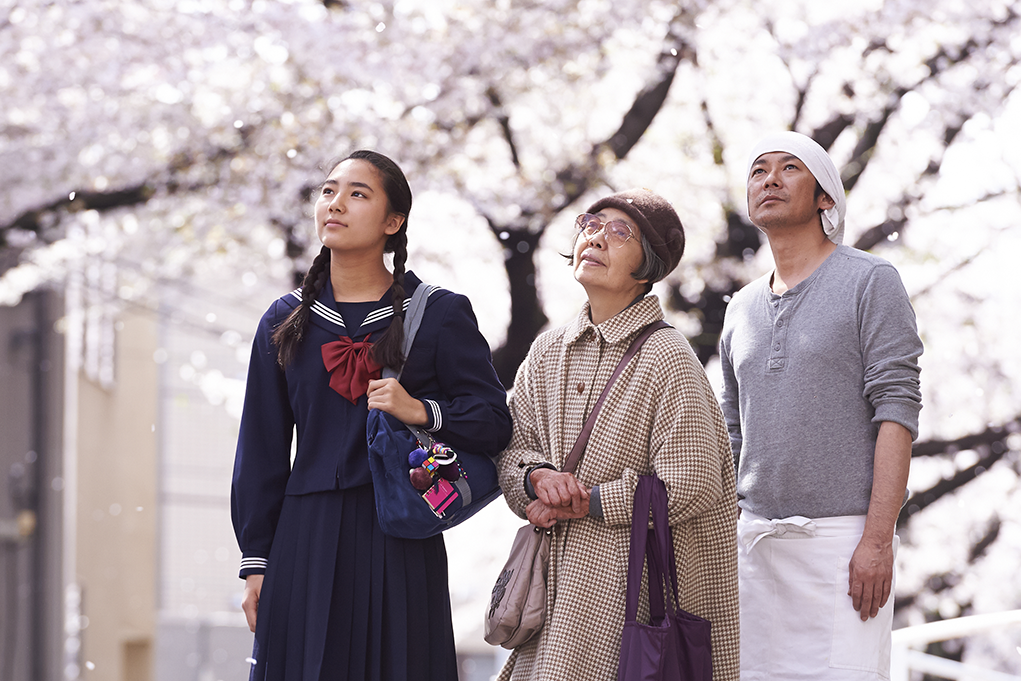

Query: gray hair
631 232 668 293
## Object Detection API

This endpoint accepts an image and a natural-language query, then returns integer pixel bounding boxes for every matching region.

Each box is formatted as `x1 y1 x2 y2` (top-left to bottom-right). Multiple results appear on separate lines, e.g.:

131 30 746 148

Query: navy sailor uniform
231 271 512 680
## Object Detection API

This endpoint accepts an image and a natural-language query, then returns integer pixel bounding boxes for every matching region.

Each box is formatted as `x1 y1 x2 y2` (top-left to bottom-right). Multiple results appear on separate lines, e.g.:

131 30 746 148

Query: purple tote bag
617 476 713 681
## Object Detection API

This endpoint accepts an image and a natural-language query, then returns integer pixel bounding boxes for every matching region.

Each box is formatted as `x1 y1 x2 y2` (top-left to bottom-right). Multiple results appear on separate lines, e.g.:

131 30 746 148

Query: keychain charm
407 439 467 514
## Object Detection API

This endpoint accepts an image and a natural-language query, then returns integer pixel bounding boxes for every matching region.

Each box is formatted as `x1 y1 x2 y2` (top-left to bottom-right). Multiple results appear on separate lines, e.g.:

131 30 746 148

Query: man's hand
847 538 894 621
242 574 264 633
849 421 911 621
367 378 428 425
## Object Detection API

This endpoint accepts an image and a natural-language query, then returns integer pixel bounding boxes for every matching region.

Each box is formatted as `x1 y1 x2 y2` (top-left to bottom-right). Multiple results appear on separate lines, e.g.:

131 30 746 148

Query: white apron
737 511 898 681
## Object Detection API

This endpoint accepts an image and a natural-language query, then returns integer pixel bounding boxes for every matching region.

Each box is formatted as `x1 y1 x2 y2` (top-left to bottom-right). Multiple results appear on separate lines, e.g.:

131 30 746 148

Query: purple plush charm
438 463 461 481
408 447 429 468
407 439 461 492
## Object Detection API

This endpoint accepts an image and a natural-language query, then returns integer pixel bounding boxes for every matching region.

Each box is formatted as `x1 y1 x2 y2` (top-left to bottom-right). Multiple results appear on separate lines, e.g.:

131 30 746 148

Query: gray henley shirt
720 245 923 519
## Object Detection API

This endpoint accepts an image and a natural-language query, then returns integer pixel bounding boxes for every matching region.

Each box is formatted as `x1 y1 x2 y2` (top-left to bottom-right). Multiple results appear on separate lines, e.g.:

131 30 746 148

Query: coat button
576 382 585 394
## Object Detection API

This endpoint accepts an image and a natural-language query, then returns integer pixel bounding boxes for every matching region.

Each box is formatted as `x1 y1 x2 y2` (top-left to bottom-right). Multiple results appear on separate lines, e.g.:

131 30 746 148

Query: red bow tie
321 335 382 404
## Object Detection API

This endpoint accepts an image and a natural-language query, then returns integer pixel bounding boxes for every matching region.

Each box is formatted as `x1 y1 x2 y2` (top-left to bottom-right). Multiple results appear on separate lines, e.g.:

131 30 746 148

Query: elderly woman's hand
526 498 591 528
526 499 559 528
529 468 590 514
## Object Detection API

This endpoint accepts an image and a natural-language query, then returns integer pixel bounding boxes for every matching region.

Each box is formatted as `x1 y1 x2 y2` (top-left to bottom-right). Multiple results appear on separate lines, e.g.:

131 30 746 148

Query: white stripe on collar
289 285 440 332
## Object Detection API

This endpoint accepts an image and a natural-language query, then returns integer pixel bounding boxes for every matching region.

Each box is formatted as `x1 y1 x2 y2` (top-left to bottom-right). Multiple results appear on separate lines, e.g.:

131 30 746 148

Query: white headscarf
747 131 846 245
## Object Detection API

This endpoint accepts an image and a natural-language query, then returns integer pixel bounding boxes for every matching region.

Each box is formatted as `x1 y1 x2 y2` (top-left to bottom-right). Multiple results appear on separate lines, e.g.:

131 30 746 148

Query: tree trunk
491 232 547 387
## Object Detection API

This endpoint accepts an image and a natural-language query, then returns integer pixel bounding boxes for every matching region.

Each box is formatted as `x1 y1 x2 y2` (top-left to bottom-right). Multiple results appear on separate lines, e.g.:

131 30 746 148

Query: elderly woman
496 190 739 681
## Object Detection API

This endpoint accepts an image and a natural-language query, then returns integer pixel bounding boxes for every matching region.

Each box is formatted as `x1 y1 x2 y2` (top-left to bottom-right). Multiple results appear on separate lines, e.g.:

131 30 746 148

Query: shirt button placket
769 300 788 372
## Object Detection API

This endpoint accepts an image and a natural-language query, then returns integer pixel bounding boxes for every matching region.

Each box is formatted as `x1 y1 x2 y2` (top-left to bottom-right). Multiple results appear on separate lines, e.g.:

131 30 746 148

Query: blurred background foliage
2 0 1020 675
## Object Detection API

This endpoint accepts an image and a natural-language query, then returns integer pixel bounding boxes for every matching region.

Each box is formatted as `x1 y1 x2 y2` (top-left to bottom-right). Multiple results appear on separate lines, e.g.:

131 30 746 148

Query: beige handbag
484 523 552 648
483 321 669 649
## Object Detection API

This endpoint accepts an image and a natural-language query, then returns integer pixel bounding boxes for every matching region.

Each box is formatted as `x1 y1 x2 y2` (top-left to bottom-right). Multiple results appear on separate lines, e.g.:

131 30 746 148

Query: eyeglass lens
576 214 632 246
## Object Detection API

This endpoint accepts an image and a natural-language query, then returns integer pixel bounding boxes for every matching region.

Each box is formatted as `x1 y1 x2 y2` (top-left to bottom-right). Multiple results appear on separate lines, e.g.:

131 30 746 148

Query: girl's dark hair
271 150 412 371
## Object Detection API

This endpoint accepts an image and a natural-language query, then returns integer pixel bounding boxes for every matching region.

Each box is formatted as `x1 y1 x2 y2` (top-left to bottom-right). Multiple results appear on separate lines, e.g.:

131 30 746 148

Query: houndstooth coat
495 296 739 681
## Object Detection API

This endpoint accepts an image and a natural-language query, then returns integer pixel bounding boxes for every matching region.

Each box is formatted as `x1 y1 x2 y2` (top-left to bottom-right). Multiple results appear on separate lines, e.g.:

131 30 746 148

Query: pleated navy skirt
249 483 457 681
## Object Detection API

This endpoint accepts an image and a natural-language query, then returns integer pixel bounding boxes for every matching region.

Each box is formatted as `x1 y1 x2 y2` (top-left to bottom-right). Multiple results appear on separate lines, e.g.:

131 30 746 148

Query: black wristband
523 462 557 500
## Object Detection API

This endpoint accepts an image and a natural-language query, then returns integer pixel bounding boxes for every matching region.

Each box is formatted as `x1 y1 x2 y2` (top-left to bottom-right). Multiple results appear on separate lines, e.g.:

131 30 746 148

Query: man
720 131 923 680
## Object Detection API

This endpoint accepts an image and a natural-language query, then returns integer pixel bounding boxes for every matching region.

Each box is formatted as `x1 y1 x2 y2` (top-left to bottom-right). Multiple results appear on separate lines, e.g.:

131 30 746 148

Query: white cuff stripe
240 557 268 571
425 399 442 432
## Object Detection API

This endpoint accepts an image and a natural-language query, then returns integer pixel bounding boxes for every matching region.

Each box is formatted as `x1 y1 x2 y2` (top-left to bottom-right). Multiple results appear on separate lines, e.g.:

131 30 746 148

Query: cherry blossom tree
2 0 1020 671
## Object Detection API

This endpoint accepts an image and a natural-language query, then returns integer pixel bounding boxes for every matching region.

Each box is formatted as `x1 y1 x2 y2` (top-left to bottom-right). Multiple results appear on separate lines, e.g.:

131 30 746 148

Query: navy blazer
231 272 512 574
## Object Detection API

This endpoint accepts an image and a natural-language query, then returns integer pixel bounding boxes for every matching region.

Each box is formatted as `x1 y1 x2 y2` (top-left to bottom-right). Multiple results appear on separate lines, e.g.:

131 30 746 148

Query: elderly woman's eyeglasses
575 214 635 248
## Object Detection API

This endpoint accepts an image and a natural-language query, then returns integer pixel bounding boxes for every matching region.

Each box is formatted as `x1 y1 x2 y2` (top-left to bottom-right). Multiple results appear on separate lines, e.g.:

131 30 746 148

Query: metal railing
891 610 1021 681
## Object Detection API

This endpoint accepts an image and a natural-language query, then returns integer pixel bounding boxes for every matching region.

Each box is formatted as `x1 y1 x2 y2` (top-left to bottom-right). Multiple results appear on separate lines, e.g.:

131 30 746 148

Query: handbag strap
384 283 474 506
380 283 439 447
382 283 436 383
624 477 655 623
561 320 670 474
624 475 681 624
648 477 681 618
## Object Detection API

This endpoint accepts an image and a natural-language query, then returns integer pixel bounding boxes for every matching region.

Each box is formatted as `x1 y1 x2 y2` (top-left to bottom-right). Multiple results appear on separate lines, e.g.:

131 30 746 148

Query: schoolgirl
231 150 512 680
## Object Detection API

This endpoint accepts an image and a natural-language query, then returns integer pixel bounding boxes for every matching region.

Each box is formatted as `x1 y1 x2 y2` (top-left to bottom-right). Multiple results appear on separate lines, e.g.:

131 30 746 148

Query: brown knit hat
585 189 685 276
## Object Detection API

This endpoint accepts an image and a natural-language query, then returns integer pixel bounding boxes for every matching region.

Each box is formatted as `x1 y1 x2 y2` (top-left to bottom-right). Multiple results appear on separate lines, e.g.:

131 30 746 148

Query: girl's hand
242 574 264 633
367 378 428 425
